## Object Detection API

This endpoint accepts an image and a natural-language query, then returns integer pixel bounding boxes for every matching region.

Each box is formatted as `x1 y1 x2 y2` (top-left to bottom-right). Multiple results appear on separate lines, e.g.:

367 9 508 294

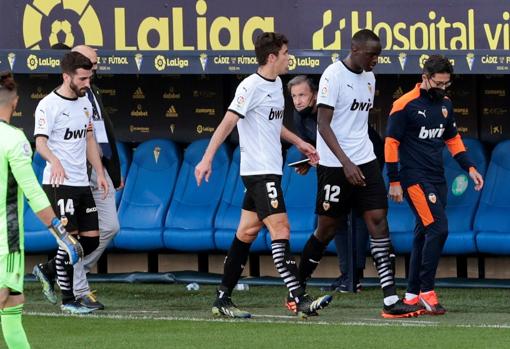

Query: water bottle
186 282 200 291
235 283 249 291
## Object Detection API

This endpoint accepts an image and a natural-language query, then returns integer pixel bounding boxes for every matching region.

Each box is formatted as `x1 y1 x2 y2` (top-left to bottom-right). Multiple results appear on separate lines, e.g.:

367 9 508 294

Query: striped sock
55 247 74 303
271 239 305 299
0 304 30 349
370 237 397 300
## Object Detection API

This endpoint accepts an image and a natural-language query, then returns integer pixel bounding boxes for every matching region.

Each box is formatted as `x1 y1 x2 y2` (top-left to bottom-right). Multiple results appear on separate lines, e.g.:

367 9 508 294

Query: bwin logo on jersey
418 124 445 139
268 108 284 120
350 99 372 111
64 126 88 140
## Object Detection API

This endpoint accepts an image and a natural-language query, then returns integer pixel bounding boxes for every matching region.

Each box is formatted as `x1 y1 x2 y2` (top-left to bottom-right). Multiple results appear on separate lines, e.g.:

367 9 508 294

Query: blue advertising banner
2 49 510 74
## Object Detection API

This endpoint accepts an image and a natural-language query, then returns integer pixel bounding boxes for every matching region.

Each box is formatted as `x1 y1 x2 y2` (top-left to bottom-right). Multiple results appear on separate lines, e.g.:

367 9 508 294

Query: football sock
298 233 327 286
0 304 30 349
219 236 251 296
271 239 305 299
370 237 398 304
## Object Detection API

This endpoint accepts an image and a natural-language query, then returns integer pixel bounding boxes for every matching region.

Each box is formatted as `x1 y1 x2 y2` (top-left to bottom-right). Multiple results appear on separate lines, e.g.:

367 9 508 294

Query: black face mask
295 94 316 117
297 105 314 116
428 87 446 102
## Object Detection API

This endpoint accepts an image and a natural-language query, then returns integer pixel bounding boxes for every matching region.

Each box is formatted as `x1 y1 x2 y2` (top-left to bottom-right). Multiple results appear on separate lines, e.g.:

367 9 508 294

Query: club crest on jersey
442 106 448 118
323 201 330 211
271 199 279 209
428 193 437 204
61 216 68 227
367 82 372 94
83 107 90 118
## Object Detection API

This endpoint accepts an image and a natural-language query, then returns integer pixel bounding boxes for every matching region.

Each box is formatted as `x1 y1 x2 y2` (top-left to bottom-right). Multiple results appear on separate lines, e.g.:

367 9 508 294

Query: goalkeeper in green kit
0 71 83 349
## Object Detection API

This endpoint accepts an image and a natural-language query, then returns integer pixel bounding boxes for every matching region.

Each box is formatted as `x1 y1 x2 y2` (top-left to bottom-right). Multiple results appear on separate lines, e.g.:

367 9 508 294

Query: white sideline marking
25 311 510 329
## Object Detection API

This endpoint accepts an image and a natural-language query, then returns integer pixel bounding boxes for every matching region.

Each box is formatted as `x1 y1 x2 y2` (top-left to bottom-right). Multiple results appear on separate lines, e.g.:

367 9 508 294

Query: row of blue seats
23 138 510 256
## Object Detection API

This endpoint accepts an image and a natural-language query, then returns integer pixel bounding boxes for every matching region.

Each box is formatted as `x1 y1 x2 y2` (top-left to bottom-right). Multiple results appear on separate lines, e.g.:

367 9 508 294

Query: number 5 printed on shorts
266 182 279 209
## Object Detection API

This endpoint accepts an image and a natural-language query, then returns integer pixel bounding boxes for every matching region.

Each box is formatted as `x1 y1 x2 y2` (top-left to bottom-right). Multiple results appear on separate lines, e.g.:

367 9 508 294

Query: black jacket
91 84 121 188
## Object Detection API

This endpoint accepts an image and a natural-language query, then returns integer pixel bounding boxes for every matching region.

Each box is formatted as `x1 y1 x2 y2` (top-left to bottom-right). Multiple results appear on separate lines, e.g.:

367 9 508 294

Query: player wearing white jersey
32 52 108 315
195 32 331 319
296 30 424 318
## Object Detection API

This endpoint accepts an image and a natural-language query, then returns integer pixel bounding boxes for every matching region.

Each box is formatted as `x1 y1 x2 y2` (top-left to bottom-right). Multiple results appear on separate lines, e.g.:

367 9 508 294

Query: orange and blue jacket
385 84 476 187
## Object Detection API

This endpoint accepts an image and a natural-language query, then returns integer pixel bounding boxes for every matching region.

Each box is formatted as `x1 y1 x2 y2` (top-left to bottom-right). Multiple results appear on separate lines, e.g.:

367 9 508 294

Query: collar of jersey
341 60 363 75
53 88 78 101
256 72 276 82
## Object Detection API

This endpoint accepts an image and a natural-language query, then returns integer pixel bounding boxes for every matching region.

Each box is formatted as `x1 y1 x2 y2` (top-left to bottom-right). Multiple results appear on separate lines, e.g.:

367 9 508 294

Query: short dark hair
423 55 454 76
254 32 288 66
60 51 92 75
287 75 317 93
352 29 380 45
0 71 17 106
51 43 71 50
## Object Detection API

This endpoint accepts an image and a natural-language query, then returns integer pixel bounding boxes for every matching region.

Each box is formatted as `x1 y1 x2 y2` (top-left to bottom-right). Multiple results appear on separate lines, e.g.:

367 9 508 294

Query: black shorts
43 185 99 233
315 159 388 217
241 174 286 220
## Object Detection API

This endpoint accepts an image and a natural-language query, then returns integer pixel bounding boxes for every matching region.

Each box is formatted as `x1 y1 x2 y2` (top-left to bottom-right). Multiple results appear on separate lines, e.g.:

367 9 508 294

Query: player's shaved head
72 45 98 69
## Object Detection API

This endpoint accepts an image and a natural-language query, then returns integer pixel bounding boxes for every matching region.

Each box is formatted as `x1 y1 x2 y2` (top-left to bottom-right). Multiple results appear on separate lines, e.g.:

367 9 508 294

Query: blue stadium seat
115 141 133 207
474 140 510 254
24 152 57 253
163 139 230 251
277 146 317 253
443 138 487 254
114 139 181 250
214 147 267 252
384 165 416 254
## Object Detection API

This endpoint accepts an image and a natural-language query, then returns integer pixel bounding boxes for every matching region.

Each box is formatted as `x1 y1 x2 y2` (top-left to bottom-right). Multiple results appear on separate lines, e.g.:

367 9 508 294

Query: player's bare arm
317 106 366 186
195 111 239 186
35 136 67 187
86 130 108 199
280 126 319 164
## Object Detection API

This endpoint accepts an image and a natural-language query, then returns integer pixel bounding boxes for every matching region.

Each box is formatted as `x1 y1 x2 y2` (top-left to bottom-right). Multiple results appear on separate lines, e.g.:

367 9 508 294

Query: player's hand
48 218 84 265
388 183 404 203
296 141 319 165
469 168 484 191
195 159 212 186
50 159 68 187
97 174 109 199
343 160 366 186
295 162 311 175
116 177 125 191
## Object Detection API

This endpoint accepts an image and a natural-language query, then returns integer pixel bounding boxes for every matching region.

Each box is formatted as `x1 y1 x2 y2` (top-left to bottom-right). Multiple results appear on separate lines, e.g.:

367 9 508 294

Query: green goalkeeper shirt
0 120 50 254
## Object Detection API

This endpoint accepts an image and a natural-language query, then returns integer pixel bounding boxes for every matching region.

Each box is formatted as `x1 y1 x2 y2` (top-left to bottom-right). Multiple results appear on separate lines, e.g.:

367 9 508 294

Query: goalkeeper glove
48 217 84 265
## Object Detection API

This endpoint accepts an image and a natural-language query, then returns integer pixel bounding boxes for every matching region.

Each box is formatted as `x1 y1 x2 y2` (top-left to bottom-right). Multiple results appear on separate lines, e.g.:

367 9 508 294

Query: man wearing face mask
385 55 484 315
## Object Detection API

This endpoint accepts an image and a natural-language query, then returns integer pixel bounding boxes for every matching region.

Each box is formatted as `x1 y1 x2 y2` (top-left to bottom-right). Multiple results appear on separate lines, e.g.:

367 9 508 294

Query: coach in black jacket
71 45 121 310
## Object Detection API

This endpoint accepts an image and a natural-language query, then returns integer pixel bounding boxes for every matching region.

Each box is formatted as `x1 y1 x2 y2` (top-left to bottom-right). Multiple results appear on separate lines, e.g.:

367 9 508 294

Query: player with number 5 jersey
195 32 332 319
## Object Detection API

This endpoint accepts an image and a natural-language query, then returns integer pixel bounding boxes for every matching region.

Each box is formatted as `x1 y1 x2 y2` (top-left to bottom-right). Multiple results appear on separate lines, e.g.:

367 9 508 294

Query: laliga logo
288 54 297 71
27 54 39 70
419 54 430 69
22 0 103 49
154 55 167 71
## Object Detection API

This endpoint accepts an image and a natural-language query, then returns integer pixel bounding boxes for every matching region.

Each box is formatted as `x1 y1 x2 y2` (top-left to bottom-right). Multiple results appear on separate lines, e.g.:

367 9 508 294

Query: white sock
383 295 399 306
405 292 418 300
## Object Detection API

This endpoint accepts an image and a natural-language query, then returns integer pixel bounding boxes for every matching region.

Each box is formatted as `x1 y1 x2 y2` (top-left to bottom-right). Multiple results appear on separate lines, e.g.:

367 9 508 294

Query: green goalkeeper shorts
0 251 24 293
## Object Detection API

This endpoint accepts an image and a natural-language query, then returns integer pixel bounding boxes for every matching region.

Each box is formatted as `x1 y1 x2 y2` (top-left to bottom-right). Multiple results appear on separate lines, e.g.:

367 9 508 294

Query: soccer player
294 29 423 318
195 32 332 319
69 45 122 310
32 52 109 314
385 55 484 314
0 71 82 348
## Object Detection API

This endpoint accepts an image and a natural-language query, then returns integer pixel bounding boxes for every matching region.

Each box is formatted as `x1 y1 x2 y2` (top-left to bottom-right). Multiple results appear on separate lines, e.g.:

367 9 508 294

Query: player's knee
366 215 389 238
79 235 100 256
270 223 290 241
